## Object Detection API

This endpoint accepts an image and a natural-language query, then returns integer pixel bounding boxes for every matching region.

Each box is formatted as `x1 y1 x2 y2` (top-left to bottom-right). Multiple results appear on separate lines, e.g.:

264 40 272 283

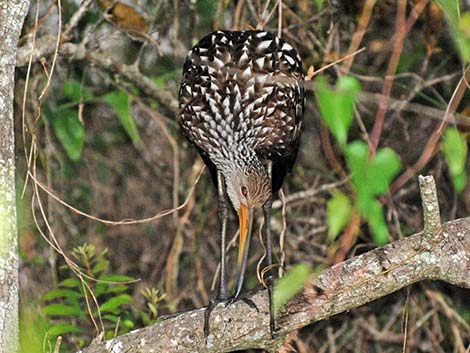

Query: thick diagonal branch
78 216 470 353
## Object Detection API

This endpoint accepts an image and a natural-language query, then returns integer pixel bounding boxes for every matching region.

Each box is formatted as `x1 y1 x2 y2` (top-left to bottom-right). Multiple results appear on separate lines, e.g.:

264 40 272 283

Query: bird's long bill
237 204 254 266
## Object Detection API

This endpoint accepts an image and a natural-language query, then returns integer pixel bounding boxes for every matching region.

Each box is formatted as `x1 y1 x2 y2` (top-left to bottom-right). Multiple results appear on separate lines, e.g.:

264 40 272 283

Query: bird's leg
263 161 276 337
216 172 230 301
204 171 229 339
263 198 276 337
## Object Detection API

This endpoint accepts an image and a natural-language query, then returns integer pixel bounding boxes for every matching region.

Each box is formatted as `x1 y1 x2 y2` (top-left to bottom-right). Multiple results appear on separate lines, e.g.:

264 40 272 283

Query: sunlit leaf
62 80 92 102
327 191 353 242
47 324 82 337
98 274 136 282
99 294 132 312
434 1 470 62
103 314 119 322
346 141 401 199
122 319 135 328
434 0 459 24
43 303 82 316
49 108 85 161
363 199 389 245
442 127 468 193
58 278 82 288
42 289 82 301
345 141 401 244
273 263 311 316
104 91 141 145
92 259 110 275
315 76 361 147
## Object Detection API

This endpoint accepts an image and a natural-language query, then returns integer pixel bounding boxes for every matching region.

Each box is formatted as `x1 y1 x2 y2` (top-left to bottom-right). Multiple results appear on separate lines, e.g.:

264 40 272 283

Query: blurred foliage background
15 0 470 352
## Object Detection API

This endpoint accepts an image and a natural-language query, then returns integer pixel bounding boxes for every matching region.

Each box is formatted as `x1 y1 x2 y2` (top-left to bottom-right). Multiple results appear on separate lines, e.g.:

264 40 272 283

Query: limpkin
178 30 304 337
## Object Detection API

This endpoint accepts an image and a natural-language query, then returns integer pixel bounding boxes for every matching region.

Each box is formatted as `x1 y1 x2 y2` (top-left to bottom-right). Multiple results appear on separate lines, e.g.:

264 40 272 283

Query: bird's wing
178 30 304 161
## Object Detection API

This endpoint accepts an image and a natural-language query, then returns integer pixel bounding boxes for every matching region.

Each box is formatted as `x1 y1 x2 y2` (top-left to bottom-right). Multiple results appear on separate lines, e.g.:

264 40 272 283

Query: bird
178 30 304 338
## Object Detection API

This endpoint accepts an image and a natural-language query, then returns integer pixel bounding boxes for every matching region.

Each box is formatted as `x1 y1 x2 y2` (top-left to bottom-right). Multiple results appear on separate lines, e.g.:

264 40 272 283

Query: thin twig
38 0 62 101
369 0 428 153
306 48 366 81
62 0 94 39
342 0 376 73
27 165 204 225
401 288 410 353
391 66 470 192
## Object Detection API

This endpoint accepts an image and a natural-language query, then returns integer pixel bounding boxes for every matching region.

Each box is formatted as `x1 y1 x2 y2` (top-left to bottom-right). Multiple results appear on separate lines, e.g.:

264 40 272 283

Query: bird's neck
225 148 263 179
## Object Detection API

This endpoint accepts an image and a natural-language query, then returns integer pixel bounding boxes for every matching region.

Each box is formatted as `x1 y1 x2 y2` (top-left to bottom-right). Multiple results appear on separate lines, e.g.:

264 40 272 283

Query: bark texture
77 209 470 353
0 1 30 352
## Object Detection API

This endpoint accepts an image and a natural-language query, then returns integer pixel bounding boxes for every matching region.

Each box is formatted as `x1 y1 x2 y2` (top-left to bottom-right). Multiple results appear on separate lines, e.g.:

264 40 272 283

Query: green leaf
95 274 135 296
42 288 82 301
364 199 389 245
103 314 119 322
98 274 135 283
273 263 311 316
434 0 459 24
49 108 85 161
43 303 82 316
122 319 135 329
453 170 467 193
92 259 110 275
147 302 158 317
455 13 470 61
327 191 353 242
58 278 82 288
346 141 401 200
195 0 218 28
103 91 141 145
345 141 401 244
63 80 82 102
434 1 470 62
366 147 402 195
315 76 361 147
99 294 132 312
106 284 130 294
47 324 82 337
442 127 468 193
62 79 92 102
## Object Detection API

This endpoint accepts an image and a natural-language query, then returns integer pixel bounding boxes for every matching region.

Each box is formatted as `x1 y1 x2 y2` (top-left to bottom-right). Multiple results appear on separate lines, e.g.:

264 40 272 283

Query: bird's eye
241 186 248 197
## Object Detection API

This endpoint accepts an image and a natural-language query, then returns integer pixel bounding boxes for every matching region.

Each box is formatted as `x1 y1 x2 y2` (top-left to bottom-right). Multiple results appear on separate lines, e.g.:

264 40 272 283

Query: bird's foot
225 294 259 311
204 294 259 341
204 296 227 340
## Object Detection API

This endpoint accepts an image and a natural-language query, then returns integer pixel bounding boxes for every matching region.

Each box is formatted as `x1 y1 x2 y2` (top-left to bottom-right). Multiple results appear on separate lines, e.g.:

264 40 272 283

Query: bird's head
225 162 271 265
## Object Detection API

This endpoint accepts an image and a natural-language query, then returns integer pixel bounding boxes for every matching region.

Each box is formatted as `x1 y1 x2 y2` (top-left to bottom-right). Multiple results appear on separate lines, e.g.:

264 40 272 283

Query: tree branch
16 36 179 114
78 176 470 353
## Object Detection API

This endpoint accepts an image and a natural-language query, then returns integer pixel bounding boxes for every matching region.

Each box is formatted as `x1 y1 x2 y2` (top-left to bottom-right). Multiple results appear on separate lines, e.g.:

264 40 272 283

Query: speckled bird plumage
178 30 304 210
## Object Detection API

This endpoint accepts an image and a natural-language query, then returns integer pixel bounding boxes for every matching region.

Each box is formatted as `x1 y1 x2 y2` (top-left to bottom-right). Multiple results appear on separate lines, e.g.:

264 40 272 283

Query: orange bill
237 204 253 265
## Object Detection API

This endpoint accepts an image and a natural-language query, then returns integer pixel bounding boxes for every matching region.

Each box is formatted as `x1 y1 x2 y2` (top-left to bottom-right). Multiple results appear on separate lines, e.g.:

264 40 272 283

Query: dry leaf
103 1 150 41
423 2 443 55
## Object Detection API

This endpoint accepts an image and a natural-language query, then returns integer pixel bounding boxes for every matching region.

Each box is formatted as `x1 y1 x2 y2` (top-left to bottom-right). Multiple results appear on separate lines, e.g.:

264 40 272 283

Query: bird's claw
204 294 259 341
224 295 259 311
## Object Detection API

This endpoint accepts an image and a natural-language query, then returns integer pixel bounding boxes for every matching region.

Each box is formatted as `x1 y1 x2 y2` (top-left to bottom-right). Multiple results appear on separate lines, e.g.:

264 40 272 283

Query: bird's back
179 30 304 174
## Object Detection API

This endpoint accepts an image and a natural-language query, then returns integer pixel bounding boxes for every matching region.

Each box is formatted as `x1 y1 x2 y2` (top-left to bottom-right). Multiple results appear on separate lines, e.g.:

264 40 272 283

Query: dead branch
77 175 470 353
16 36 179 113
